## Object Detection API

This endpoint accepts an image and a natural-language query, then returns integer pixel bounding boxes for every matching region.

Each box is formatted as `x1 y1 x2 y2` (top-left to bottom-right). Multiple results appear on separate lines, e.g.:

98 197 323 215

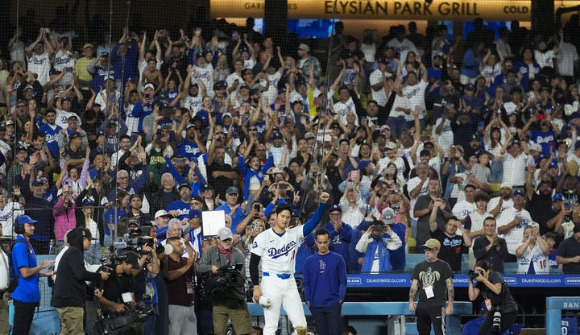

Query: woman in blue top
238 143 274 204
514 47 541 91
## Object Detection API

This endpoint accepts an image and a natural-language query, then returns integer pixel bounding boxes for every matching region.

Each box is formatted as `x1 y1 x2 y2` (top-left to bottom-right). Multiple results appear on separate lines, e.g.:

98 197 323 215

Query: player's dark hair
275 204 292 216
315 229 330 238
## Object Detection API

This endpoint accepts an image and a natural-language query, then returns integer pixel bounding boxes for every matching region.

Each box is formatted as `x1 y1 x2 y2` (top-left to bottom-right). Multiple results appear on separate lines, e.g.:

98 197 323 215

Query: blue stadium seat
405 254 427 272
503 262 518 274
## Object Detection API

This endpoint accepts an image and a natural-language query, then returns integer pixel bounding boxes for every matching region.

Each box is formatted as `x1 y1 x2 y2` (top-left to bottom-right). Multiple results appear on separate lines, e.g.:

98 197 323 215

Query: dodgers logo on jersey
268 241 297 259
252 241 258 249
45 134 58 143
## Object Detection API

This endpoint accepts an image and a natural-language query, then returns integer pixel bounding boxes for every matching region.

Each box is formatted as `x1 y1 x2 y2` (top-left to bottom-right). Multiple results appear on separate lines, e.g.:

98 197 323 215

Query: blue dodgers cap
32 179 44 186
82 198 96 206
513 189 525 197
329 204 342 213
278 87 287 94
552 193 564 201
17 215 37 225
548 160 559 169
189 209 202 219
272 131 283 140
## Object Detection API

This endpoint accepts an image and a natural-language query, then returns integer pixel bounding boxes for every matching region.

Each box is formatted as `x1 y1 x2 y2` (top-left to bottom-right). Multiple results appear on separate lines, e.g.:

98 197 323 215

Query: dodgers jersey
251 227 305 274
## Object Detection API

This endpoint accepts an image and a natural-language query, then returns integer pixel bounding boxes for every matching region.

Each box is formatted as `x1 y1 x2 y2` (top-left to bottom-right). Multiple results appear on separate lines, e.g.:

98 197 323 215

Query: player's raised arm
302 192 330 236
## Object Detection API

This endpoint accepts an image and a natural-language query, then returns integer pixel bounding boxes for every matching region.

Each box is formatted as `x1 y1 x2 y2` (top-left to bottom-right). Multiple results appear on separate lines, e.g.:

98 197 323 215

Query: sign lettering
211 0 532 21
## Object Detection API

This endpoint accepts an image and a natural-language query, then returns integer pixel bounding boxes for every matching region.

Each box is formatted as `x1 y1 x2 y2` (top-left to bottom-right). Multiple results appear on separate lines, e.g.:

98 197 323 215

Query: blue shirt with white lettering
166 200 190 220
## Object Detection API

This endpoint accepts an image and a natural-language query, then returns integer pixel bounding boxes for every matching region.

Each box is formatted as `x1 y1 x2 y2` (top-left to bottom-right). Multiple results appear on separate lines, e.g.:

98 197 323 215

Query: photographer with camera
97 250 140 331
198 227 252 335
467 260 518 335
51 227 110 334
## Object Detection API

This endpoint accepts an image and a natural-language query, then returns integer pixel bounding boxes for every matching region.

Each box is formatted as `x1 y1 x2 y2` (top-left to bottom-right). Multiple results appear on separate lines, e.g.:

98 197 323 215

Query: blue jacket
322 221 352 270
348 219 372 273
361 237 393 273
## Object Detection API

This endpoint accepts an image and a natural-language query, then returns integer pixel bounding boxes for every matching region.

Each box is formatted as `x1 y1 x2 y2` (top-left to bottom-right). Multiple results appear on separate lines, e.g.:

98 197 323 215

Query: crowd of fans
0 15 579 281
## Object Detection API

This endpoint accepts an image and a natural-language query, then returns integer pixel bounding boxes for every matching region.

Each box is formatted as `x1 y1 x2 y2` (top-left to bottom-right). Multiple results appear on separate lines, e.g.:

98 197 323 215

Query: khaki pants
57 306 85 335
213 303 253 335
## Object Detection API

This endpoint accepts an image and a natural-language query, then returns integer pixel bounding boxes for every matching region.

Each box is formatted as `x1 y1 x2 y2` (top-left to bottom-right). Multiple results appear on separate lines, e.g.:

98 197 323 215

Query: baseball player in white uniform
250 192 330 335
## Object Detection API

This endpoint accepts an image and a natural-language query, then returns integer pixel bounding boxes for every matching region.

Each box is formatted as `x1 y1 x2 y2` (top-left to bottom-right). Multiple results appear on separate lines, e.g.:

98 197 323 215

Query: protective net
0 0 579 314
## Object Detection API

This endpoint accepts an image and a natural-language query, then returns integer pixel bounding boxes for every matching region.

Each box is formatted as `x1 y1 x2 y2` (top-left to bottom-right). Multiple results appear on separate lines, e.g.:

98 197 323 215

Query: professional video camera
204 263 244 296
95 294 156 335
114 225 164 256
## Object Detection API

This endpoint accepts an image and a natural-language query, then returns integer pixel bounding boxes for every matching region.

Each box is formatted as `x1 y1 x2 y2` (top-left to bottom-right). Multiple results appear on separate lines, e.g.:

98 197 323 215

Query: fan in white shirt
487 184 515 223
496 189 533 255
452 185 477 224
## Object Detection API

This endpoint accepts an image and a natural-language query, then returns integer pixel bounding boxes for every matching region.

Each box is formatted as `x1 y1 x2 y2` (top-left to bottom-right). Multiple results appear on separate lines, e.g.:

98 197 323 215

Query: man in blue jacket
304 229 347 335
321 204 352 271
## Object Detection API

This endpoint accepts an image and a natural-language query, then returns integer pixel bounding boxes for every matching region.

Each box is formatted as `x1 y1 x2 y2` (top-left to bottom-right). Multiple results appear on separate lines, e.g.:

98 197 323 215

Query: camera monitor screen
202 210 226 236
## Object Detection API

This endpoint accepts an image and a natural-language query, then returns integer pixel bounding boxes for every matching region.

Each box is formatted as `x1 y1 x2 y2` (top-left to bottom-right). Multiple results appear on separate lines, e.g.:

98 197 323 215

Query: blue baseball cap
329 204 342 213
552 193 564 201
513 189 525 197
189 209 202 219
548 161 559 169
32 179 44 186
272 131 283 140
82 198 96 206
17 215 37 225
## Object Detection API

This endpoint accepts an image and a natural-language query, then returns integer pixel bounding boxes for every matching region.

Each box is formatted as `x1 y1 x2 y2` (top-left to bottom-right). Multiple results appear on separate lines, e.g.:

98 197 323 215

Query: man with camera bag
52 227 110 334
198 227 253 335
467 260 518 334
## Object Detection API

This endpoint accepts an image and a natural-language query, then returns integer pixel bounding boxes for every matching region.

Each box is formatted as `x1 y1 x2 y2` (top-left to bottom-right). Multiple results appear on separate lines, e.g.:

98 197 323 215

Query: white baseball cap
144 83 155 91
155 210 171 219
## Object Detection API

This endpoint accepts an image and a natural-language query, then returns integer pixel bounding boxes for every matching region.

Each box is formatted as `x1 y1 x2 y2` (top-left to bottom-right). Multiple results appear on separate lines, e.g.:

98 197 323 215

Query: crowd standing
0 12 579 335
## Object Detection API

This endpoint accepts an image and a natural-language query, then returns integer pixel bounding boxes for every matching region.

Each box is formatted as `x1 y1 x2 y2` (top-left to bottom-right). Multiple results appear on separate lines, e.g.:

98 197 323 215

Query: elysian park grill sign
210 0 532 21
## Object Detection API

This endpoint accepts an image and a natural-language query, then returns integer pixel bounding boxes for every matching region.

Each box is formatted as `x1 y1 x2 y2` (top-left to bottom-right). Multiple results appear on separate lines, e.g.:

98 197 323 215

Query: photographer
97 250 140 317
133 237 161 335
198 227 252 335
51 227 109 334
467 260 518 335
